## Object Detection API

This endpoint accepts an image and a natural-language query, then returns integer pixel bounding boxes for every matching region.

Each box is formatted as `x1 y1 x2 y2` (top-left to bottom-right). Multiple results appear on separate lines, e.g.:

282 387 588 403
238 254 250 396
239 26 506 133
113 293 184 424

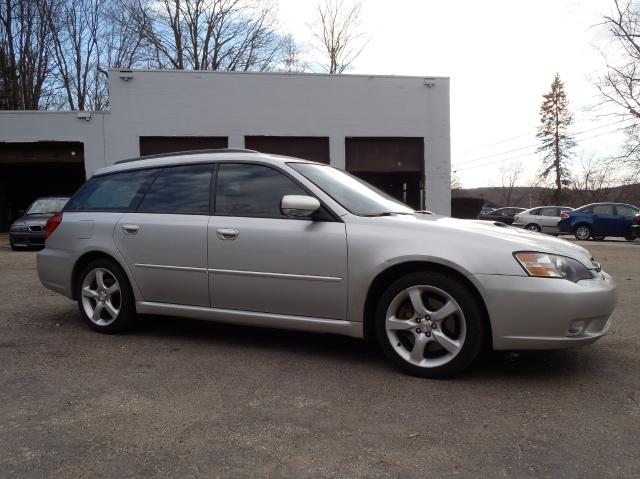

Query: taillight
560 212 569 220
45 212 63 240
514 215 519 221
635 213 640 222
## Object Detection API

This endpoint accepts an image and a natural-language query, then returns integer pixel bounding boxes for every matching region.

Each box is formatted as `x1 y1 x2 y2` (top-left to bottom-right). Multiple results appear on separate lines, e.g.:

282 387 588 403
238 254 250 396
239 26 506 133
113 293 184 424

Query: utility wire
452 118 633 167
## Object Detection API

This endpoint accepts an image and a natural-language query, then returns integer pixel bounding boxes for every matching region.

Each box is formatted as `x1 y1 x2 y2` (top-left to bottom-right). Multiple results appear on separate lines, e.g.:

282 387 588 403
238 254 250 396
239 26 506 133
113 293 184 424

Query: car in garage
9 197 69 250
477 207 526 225
37 150 616 378
557 202 640 241
512 206 573 234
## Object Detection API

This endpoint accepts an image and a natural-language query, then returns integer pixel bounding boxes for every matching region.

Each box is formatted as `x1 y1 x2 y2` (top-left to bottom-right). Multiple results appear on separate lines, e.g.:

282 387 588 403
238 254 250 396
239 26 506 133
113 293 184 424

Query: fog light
567 320 585 336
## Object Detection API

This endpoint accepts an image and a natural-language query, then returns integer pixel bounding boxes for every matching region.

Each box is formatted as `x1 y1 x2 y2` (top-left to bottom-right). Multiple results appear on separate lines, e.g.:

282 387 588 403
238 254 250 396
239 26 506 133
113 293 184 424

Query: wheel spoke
92 302 104 321
387 316 417 331
106 283 120 295
103 301 119 319
82 287 98 299
95 270 105 289
410 334 429 362
431 300 458 322
408 288 428 317
432 329 461 355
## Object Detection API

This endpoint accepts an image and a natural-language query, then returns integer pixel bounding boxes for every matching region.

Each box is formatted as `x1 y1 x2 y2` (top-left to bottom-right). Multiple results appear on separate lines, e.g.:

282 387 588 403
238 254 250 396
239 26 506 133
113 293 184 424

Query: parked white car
512 206 574 234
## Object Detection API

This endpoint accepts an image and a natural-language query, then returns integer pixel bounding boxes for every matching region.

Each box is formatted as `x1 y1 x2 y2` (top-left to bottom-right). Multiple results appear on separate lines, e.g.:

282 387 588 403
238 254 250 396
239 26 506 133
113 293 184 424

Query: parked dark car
477 207 526 225
9 197 69 250
557 202 640 241
632 213 640 238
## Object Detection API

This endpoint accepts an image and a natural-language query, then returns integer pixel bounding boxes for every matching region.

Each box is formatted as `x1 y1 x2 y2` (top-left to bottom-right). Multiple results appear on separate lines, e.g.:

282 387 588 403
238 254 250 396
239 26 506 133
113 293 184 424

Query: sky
276 0 628 188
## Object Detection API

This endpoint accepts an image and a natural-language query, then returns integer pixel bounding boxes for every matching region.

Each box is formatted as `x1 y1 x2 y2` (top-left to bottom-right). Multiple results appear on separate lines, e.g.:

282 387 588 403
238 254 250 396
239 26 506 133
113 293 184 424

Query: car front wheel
77 258 136 333
375 271 485 378
525 223 541 232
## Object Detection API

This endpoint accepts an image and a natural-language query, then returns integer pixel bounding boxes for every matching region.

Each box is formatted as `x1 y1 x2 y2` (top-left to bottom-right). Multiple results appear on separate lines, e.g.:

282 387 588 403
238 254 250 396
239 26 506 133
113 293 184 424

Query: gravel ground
1 234 639 478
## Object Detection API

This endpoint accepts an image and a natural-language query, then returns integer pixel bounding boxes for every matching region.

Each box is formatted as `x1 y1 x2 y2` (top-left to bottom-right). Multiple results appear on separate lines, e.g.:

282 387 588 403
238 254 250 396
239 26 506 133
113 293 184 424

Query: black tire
525 223 541 232
574 224 591 241
625 233 636 241
592 235 606 241
76 258 136 333
374 271 485 379
9 238 19 251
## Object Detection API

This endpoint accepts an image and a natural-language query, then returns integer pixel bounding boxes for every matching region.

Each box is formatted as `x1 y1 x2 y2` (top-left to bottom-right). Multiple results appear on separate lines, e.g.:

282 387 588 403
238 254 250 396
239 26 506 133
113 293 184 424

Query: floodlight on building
118 70 134 81
76 111 91 121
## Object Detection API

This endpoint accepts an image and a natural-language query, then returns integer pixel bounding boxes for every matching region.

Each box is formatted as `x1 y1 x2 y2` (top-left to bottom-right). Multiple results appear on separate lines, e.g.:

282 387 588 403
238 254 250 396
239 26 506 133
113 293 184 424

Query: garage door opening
245 136 330 164
345 137 424 210
0 142 86 232
139 136 228 156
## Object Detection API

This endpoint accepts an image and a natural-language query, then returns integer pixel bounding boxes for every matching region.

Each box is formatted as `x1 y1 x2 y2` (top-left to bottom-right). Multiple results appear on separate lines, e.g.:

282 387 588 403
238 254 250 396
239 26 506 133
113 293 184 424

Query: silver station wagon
38 150 617 378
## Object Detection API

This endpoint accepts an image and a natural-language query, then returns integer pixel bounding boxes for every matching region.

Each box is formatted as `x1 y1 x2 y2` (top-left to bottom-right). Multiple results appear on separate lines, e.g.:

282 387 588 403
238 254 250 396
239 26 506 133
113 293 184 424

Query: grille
29 225 43 232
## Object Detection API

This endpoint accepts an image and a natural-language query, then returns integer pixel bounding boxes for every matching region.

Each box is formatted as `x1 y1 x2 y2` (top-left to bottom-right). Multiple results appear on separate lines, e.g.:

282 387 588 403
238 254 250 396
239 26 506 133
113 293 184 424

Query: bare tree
496 161 523 206
312 0 366 74
599 1 640 119
127 0 287 71
0 0 54 109
568 155 639 204
280 33 307 72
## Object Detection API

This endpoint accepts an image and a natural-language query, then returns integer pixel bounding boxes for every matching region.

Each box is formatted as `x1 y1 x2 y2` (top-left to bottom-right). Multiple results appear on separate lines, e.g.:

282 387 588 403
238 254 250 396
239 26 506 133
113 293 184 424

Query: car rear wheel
525 223 541 232
574 225 591 241
375 271 485 378
625 233 636 241
76 258 136 333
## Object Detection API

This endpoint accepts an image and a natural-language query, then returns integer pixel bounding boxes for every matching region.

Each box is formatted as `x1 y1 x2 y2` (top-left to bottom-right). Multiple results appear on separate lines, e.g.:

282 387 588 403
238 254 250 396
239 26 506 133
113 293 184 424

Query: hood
12 213 55 227
360 213 598 270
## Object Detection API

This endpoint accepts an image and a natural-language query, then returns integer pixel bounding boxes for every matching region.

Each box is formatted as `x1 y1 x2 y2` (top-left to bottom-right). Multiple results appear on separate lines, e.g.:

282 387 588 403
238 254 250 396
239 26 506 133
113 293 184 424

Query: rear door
538 207 560 233
114 163 213 307
591 204 617 236
208 162 348 320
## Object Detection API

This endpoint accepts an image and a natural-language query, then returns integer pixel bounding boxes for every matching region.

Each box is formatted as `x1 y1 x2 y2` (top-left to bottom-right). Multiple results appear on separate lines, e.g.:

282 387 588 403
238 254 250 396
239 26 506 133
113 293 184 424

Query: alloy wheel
385 285 466 368
575 226 590 240
81 268 122 326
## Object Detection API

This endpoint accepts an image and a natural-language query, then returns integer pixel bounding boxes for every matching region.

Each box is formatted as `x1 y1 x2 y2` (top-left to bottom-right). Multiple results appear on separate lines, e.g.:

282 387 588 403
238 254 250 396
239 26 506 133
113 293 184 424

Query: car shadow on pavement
131 314 596 381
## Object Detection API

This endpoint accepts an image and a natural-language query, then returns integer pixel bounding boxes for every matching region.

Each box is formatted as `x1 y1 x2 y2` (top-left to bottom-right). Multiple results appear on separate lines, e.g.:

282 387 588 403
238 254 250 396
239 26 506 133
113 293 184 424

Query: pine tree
537 73 575 203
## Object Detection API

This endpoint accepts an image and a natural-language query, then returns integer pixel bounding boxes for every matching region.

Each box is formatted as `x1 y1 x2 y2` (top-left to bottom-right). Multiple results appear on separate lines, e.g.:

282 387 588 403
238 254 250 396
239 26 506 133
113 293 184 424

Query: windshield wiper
362 212 413 217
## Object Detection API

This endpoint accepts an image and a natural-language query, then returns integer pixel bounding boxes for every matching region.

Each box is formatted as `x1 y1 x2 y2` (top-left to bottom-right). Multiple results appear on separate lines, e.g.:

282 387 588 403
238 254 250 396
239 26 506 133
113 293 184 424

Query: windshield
26 198 69 215
289 163 414 216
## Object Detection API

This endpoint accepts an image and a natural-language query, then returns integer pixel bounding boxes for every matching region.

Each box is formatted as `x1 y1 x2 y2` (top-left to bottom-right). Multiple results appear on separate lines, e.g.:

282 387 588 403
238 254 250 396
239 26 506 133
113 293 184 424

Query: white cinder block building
0 70 450 231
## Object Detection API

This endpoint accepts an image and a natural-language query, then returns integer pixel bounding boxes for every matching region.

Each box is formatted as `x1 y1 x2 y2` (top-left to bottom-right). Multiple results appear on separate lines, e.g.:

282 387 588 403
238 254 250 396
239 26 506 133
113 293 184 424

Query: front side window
138 163 213 215
215 163 307 218
288 163 414 216
616 204 639 217
540 207 557 217
65 169 158 211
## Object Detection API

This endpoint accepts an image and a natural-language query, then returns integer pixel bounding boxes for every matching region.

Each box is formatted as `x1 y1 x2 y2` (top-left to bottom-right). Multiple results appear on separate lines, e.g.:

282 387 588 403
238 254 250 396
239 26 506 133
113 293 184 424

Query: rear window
65 169 158 212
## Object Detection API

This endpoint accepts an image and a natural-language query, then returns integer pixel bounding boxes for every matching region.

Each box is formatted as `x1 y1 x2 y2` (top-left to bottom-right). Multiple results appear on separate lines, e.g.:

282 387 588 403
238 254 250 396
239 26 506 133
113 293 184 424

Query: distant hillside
452 184 640 209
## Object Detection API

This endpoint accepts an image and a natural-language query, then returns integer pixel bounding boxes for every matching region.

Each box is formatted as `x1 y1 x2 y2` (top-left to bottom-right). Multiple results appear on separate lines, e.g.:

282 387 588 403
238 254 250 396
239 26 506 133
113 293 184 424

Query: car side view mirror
281 195 321 218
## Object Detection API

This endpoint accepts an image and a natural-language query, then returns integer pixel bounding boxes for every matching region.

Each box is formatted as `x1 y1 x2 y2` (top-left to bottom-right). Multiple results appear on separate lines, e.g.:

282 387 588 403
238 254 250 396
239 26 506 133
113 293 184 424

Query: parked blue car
558 202 640 241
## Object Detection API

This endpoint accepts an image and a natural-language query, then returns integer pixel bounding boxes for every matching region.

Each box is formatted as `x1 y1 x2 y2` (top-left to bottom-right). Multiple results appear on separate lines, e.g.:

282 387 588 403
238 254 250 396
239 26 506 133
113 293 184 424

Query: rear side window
215 163 307 218
138 164 213 215
593 204 614 215
529 208 540 215
65 169 158 211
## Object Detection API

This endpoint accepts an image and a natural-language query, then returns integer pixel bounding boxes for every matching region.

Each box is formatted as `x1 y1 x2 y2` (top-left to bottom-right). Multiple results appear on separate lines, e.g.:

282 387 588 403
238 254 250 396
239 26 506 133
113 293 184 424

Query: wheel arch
71 251 136 300
362 261 492 348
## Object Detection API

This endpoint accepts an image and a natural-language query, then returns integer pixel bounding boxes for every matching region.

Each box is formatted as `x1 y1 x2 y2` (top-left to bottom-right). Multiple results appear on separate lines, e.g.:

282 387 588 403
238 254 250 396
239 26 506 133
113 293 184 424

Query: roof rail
114 148 259 165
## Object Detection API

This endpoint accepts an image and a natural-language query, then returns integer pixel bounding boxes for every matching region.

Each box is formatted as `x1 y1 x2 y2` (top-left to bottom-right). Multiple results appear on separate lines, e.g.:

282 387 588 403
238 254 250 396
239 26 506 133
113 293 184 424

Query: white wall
107 70 451 214
0 70 451 214
0 111 107 175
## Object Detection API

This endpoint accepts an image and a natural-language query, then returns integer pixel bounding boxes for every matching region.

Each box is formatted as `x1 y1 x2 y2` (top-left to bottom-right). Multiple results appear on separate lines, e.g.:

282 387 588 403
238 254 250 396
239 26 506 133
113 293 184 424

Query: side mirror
281 195 320 218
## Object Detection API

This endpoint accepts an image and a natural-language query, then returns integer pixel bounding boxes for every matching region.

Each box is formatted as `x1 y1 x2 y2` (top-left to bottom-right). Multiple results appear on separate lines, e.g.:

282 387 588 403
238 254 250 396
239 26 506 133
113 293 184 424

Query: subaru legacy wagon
37 150 616 378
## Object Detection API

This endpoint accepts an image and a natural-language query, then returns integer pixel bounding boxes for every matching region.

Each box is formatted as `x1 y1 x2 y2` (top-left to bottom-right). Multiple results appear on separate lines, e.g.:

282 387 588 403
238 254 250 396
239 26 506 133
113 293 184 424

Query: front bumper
10 232 46 247
472 271 616 350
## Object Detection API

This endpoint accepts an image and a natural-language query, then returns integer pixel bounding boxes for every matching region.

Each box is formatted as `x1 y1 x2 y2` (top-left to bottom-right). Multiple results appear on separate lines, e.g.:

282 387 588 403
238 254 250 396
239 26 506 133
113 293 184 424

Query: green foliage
537 73 575 200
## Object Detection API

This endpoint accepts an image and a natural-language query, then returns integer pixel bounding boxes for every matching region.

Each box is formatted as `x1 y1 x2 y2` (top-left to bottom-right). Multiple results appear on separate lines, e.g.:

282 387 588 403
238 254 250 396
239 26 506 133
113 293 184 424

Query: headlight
514 252 593 283
10 223 28 232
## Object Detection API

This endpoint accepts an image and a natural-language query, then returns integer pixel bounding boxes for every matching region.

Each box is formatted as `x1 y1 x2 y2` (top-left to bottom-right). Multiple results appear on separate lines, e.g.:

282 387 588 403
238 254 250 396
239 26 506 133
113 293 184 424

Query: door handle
216 228 239 240
121 224 140 235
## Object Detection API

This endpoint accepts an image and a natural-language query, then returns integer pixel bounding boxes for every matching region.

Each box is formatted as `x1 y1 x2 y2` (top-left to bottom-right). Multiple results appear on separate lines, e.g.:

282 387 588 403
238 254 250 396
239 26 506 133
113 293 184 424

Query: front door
208 162 348 320
114 163 214 307
591 204 617 236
